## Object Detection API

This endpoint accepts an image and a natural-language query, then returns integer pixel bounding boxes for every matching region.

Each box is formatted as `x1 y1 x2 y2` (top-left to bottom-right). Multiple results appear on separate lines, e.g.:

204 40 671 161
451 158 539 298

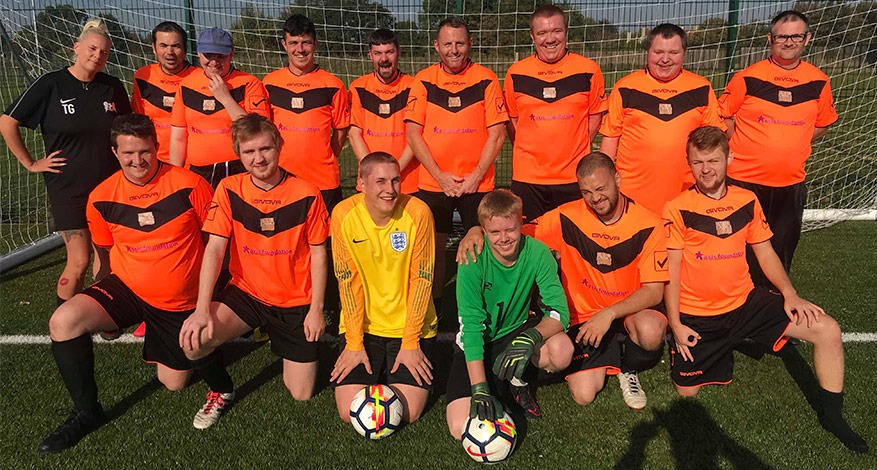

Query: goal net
2 0 875 264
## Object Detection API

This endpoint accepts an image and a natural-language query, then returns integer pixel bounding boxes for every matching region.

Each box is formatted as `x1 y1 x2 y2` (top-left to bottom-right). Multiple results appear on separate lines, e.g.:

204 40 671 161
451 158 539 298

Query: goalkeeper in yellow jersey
330 152 438 424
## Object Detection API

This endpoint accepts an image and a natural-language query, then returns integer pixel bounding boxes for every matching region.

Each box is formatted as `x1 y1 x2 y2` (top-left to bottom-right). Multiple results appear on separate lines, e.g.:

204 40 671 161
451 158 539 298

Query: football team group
0 4 867 457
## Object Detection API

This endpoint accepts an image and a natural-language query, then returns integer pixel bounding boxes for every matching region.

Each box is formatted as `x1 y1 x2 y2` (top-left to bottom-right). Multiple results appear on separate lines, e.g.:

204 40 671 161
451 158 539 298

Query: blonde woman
1 18 131 308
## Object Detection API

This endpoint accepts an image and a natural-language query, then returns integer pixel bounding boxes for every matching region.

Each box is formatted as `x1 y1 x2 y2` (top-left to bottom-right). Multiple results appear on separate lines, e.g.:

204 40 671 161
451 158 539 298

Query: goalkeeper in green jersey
445 189 570 439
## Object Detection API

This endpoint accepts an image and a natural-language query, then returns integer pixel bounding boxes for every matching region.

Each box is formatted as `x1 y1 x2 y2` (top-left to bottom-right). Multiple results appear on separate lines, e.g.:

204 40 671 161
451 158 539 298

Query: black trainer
38 406 104 454
99 330 122 341
511 384 542 419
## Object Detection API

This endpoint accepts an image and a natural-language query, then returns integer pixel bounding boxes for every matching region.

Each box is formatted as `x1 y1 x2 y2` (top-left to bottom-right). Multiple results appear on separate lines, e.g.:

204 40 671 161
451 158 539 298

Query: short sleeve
588 65 608 115
483 72 509 127
662 202 685 250
306 190 330 245
4 74 52 129
702 84 727 131
170 85 186 127
189 174 215 224
717 71 746 119
86 193 113 247
331 81 350 129
404 77 427 126
503 69 519 119
746 197 773 245
531 209 562 252
599 85 624 137
638 220 670 283
349 85 364 129
202 181 233 238
815 79 838 128
244 78 270 117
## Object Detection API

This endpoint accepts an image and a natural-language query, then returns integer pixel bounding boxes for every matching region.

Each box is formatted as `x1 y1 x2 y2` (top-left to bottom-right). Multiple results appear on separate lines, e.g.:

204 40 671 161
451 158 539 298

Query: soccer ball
348 384 403 440
461 412 517 463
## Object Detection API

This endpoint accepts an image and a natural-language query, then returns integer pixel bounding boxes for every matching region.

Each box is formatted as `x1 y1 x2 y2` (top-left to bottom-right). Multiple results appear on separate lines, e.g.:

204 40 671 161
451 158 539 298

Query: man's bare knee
676 385 699 397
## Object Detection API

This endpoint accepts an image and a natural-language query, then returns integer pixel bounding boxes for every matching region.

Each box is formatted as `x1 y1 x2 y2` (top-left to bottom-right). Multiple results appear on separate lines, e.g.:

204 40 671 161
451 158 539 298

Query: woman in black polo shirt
0 18 131 305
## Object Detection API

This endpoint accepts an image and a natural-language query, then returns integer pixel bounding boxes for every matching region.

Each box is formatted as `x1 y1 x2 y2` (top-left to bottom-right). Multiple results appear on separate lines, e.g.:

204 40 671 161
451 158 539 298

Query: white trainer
618 372 647 410
193 391 234 429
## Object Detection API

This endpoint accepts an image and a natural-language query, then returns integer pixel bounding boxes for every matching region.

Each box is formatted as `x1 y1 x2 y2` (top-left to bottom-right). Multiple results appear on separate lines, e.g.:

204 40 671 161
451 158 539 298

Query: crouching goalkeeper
445 189 570 439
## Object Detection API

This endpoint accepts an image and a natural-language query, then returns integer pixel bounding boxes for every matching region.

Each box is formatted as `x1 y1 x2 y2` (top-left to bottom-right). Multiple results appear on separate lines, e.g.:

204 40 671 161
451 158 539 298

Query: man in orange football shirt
129 21 196 338
39 114 213 453
505 5 607 221
263 14 349 212
179 114 329 430
600 24 725 214
349 29 418 194
664 126 866 454
718 10 837 289
406 17 508 314
169 27 269 187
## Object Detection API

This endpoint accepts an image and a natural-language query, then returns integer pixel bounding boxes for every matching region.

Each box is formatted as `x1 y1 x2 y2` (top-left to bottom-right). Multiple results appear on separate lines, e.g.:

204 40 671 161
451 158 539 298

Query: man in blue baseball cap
197 27 233 55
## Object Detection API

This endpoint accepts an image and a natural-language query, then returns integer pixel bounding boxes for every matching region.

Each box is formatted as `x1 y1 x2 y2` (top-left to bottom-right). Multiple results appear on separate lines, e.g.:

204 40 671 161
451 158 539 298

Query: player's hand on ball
470 382 503 421
493 327 543 381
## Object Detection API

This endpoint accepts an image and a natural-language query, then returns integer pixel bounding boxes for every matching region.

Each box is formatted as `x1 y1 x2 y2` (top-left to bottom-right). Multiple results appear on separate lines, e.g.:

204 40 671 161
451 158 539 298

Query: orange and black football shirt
86 163 214 311
203 170 329 308
504 52 607 185
349 71 419 194
131 63 195 163
263 66 349 191
405 61 508 193
170 68 270 167
663 184 773 316
529 197 668 325
718 58 838 187
601 68 725 214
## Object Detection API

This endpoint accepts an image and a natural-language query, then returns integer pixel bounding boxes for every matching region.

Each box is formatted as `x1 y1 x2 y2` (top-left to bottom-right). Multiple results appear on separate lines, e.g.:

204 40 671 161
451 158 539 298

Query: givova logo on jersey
390 231 407 252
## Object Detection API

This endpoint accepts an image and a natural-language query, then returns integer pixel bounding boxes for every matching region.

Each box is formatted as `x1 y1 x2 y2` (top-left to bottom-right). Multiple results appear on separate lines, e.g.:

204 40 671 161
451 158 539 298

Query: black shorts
336 334 436 390
82 274 192 371
48 198 88 231
189 160 246 189
216 285 318 363
416 190 486 234
669 287 791 388
320 187 344 214
510 180 581 223
446 318 539 403
562 319 627 379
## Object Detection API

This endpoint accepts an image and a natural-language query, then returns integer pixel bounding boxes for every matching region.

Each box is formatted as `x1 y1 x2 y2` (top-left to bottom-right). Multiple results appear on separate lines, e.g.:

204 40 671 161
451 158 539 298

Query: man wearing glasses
718 10 837 289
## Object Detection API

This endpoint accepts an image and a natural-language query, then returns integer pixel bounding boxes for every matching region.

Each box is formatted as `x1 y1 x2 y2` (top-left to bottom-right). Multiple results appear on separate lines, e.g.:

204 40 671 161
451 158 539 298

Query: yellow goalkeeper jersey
331 193 437 350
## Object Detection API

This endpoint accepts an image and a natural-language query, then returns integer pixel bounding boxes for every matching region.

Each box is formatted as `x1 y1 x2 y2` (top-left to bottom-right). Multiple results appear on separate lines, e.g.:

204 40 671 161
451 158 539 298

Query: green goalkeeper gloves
492 327 543 382
469 382 503 421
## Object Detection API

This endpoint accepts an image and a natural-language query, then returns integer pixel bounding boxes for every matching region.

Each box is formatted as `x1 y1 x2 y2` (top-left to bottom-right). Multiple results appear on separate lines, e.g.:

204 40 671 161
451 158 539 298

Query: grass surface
1 221 876 468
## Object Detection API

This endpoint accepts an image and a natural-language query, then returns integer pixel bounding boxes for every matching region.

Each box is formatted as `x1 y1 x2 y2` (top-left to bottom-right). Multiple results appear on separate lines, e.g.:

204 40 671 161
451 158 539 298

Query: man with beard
458 153 668 413
349 29 419 194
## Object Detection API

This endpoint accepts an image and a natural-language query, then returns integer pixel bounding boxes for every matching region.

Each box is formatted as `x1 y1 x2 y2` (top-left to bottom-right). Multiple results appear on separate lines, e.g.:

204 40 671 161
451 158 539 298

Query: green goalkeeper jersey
456 235 570 362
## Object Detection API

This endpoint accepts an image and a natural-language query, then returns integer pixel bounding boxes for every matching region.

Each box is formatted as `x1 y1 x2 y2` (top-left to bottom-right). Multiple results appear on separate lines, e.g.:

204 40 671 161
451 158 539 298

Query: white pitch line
0 332 871 345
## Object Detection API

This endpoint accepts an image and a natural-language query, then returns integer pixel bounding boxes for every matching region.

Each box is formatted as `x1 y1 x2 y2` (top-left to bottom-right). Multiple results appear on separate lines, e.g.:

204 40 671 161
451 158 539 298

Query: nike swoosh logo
352 238 368 244
60 98 76 104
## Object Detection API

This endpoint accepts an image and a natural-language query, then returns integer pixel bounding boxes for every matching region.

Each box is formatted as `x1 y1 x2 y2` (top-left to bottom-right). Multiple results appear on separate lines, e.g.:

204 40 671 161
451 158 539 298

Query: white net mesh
2 1 875 258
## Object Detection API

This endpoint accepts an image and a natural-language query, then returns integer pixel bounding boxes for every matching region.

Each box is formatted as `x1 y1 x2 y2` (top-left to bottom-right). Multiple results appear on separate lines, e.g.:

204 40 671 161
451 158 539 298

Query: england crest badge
390 231 408 252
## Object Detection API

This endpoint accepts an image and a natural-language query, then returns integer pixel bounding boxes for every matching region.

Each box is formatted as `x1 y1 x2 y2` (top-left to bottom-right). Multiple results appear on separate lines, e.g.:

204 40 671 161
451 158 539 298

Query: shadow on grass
1 256 65 282
616 398 771 470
